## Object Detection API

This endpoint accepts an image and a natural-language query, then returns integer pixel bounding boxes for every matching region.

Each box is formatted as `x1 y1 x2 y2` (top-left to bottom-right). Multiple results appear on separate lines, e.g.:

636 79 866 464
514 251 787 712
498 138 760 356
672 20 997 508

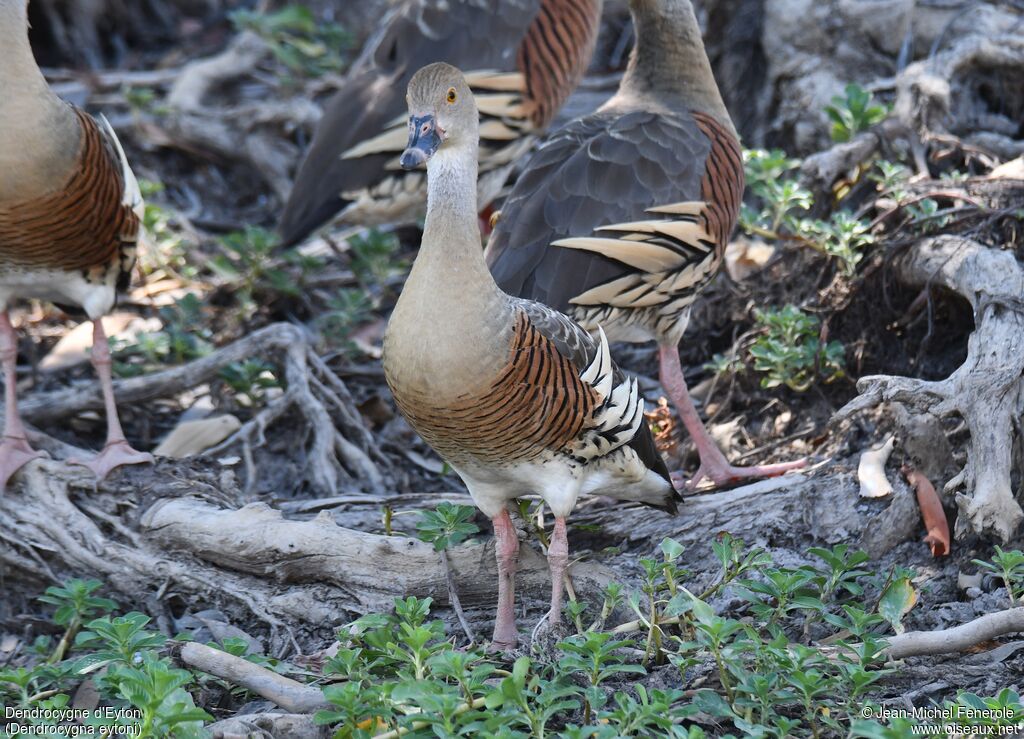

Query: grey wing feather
486 109 711 314
518 297 597 371
278 0 538 246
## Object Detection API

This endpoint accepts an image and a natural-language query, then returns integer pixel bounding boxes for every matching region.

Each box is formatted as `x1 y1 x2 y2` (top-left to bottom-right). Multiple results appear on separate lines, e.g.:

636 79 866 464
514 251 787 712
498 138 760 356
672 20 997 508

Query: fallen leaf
989 157 1024 180
725 238 775 282
879 575 918 635
39 313 139 372
902 464 951 557
154 415 241 458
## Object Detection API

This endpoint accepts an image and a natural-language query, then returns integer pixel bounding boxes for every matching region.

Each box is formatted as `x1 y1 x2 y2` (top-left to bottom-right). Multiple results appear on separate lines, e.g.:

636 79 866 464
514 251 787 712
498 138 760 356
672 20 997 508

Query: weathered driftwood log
20 323 384 494
835 236 1024 542
571 472 919 566
0 458 616 650
2 456 915 653
885 607 1024 660
141 496 616 614
178 642 330 713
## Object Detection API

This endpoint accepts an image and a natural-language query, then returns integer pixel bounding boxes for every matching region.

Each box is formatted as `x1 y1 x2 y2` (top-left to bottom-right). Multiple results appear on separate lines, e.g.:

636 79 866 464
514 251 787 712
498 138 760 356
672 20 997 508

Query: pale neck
0 1 81 199
622 0 734 133
0 2 55 102
412 138 499 295
386 134 509 387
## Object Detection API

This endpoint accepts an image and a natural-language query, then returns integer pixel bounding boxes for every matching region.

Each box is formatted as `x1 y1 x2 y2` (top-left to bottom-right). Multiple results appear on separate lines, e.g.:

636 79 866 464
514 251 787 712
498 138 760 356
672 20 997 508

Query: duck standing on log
277 0 602 247
382 63 678 650
486 0 805 488
0 0 152 489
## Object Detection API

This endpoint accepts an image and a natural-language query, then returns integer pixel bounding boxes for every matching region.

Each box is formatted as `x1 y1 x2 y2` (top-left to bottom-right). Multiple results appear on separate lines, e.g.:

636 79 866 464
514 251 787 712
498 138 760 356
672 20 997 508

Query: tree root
142 496 613 614
886 607 1024 660
896 33 1024 153
163 31 321 200
177 642 329 713
20 323 384 495
835 236 1024 542
0 459 615 649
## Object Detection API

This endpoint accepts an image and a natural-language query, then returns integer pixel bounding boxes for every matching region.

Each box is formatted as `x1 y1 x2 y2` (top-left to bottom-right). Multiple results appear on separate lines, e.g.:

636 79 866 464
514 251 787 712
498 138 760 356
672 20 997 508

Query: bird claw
0 436 47 492
68 441 153 482
676 457 807 492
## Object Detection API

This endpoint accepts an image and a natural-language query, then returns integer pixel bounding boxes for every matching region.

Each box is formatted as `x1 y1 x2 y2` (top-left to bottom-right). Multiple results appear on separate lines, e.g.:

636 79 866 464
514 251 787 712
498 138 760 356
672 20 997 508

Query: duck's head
401 62 477 170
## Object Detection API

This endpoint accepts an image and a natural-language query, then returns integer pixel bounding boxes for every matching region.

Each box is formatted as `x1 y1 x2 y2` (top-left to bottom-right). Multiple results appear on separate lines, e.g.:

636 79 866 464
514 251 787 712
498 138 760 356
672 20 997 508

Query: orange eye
446 87 457 104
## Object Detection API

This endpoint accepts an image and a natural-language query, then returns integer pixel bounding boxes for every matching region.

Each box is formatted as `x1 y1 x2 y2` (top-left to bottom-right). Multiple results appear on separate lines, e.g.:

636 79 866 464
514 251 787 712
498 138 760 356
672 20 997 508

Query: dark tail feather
277 189 349 250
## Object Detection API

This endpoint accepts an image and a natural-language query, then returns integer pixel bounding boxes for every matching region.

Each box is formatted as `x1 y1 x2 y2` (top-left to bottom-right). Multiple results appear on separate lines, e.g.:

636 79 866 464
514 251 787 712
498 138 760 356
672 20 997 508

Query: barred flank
0 109 139 274
692 111 744 251
518 0 601 128
392 311 598 466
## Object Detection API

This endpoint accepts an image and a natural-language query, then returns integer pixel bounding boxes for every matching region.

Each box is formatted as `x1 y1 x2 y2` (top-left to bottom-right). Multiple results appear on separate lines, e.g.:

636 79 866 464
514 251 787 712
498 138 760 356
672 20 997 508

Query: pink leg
659 344 805 490
0 312 44 491
547 517 569 627
490 508 520 651
68 319 153 480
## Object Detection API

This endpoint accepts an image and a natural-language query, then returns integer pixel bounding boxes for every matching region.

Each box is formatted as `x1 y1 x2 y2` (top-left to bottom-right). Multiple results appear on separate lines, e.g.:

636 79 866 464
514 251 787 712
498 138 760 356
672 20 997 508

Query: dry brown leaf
724 238 775 282
154 414 242 458
902 464 951 557
39 313 139 373
989 157 1024 179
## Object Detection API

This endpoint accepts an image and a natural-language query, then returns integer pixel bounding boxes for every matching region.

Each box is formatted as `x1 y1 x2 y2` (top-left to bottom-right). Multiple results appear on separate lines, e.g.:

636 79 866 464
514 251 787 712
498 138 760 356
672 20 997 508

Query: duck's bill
400 114 442 169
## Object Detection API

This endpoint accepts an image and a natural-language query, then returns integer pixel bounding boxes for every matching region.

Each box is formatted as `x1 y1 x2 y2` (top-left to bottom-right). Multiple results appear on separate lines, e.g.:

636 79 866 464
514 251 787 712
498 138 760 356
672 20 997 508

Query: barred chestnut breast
0 109 138 277
390 311 598 467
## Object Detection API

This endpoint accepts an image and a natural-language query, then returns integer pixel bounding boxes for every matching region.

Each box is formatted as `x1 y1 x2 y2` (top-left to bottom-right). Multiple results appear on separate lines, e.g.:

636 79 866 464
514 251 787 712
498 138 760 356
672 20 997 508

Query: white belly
0 267 115 318
454 444 667 521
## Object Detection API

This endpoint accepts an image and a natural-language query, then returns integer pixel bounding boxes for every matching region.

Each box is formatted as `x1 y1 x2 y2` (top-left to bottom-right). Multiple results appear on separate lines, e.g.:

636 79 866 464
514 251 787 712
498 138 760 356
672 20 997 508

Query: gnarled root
835 236 1024 542
20 323 385 495
1 459 615 650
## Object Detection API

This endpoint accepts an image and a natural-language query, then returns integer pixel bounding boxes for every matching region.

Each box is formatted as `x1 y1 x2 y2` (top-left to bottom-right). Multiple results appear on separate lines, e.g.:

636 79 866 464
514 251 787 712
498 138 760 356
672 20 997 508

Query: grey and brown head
400 62 477 170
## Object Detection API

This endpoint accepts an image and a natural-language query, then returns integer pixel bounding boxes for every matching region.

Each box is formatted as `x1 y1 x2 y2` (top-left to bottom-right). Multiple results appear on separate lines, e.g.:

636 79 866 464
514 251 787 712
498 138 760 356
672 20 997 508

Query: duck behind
277 0 602 247
486 0 805 488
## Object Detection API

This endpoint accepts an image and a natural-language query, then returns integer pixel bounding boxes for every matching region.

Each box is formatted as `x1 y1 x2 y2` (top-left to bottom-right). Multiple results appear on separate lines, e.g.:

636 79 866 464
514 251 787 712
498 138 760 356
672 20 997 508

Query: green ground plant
210 226 323 314
218 358 281 408
317 229 408 355
6 551 1022 738
112 293 213 377
745 305 845 391
1 586 212 738
973 546 1024 605
824 84 889 143
137 179 199 283
741 149 874 277
308 539 1022 738
230 4 353 80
